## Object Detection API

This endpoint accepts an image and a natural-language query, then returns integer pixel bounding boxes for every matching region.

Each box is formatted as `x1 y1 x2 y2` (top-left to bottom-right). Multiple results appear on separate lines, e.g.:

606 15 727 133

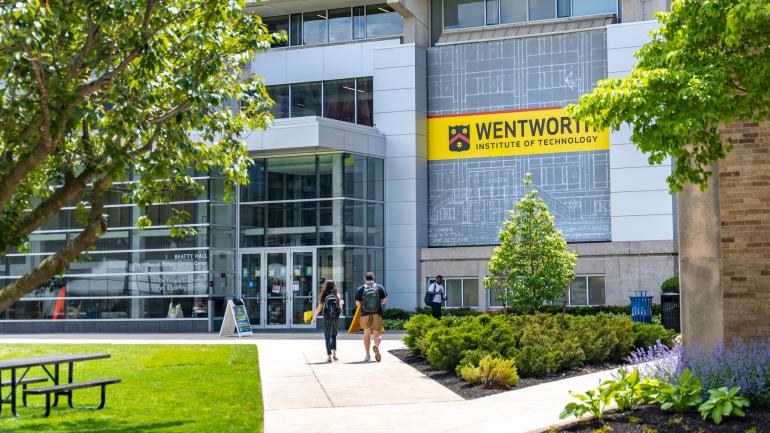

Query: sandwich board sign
219 298 253 337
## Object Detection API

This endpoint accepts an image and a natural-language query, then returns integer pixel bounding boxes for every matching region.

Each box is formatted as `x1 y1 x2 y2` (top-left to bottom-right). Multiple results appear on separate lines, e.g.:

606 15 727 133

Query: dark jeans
323 316 338 355
431 302 442 319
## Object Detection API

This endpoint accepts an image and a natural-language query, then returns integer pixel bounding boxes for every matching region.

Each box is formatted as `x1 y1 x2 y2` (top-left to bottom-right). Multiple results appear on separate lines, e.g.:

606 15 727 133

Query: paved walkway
0 333 617 433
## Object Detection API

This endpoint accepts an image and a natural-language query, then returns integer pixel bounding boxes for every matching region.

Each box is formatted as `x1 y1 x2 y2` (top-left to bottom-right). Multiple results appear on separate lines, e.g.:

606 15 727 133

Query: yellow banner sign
427 107 609 160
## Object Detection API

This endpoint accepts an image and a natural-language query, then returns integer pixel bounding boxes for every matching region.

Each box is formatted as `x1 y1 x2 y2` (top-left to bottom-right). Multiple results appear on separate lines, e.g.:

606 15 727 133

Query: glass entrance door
239 249 315 328
240 253 262 325
265 252 288 327
291 251 315 327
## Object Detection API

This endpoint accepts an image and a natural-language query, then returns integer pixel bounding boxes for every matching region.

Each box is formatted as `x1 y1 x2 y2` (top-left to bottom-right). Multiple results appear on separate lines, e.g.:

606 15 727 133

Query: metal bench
24 378 121 417
0 377 47 409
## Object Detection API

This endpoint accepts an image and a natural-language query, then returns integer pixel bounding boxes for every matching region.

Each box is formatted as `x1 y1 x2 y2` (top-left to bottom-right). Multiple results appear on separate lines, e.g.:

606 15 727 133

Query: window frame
426 277 480 308
567 274 606 307
265 77 374 126
441 0 618 30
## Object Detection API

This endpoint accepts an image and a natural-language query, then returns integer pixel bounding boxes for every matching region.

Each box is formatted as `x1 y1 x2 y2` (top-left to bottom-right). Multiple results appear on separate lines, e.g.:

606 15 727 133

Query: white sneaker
364 353 371 362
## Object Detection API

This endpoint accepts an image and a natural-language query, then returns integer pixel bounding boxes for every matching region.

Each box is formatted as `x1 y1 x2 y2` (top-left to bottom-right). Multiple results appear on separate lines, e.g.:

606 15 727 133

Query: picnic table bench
0 353 120 417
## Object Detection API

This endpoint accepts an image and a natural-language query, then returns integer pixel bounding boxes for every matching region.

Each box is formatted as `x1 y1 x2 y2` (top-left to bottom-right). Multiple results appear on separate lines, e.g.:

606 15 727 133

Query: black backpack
424 283 435 306
324 294 341 319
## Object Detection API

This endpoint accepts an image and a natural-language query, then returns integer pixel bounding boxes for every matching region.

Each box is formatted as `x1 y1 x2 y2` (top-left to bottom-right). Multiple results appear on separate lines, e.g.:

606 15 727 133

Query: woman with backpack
311 280 344 362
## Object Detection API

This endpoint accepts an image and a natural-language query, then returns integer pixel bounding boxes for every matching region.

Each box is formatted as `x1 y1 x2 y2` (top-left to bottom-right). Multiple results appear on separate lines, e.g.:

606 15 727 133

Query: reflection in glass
328 8 352 42
263 15 289 47
463 278 480 306
241 159 266 202
319 200 343 245
292 251 314 325
367 203 384 246
267 156 317 201
500 0 527 23
290 82 322 117
240 204 265 247
356 77 373 126
367 157 384 201
267 85 290 119
444 0 485 29
572 0 616 16
365 4 404 37
353 6 365 39
486 0 499 24
528 0 555 20
303 10 327 44
344 200 365 246
318 154 342 198
569 276 588 306
557 0 571 17
324 79 357 123
446 279 462 307
266 202 317 247
290 13 302 46
241 253 262 323
344 154 367 199
588 275 606 305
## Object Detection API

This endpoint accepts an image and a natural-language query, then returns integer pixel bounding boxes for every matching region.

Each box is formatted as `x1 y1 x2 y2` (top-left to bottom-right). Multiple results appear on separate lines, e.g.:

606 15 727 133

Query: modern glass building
0 0 678 332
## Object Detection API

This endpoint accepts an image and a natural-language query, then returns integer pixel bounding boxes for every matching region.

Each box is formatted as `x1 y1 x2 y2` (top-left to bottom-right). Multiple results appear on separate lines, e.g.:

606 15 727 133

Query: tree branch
0 176 110 313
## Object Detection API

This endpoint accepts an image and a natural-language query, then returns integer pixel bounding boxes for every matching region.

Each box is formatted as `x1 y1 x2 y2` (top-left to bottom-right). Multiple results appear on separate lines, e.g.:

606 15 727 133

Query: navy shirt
355 283 387 316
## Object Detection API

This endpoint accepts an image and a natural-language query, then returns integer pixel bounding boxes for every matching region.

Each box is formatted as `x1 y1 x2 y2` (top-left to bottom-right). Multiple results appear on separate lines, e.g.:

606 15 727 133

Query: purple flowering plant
626 338 770 408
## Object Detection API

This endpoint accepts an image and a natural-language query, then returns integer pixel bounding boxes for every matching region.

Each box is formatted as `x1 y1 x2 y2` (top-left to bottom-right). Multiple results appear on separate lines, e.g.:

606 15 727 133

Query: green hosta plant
698 386 750 425
560 386 614 421
656 369 703 413
603 369 641 411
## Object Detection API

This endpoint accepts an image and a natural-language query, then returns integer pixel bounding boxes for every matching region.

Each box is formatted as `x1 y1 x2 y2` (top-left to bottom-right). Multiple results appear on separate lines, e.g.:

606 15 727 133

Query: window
444 0 485 29
568 275 606 306
486 0 499 25
365 4 404 37
289 14 302 45
353 6 366 39
572 0 616 16
267 85 290 119
328 8 352 42
263 15 289 47
323 79 357 123
557 0 571 17
528 0 555 21
428 278 480 308
500 0 527 23
488 286 507 308
356 77 373 126
303 11 327 45
290 82 322 117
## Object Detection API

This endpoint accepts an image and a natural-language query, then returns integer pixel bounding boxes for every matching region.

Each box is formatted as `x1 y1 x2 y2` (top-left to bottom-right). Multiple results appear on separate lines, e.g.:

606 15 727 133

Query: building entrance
239 249 316 329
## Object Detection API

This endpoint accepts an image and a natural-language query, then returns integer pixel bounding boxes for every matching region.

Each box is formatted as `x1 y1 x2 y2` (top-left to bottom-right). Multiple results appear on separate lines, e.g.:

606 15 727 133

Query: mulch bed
389 348 621 400
545 404 770 433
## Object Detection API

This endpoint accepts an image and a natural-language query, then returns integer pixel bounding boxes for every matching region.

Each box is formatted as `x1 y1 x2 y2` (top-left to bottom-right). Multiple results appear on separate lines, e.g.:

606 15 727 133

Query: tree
568 0 770 191
0 0 280 312
484 174 577 310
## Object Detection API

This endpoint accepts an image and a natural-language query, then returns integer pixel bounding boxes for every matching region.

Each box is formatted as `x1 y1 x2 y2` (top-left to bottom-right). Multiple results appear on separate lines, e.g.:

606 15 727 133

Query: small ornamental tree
0 0 280 312
484 174 577 310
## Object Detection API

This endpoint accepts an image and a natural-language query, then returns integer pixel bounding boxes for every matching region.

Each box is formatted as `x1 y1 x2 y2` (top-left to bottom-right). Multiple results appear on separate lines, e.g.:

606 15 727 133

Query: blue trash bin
630 290 653 324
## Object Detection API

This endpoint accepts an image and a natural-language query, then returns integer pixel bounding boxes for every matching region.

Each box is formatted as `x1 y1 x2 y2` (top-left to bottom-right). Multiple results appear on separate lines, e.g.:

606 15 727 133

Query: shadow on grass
13 419 193 433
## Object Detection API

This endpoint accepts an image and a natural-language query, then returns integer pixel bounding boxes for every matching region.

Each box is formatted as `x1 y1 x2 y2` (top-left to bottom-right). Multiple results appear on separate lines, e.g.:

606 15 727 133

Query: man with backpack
426 275 446 319
354 272 388 362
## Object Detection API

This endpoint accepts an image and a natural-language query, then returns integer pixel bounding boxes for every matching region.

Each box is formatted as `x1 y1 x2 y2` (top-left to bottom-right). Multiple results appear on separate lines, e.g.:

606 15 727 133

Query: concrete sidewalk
260 338 613 433
0 333 612 433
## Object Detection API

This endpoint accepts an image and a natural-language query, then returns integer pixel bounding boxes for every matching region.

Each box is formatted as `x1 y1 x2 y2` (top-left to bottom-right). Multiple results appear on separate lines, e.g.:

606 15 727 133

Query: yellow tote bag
303 310 313 324
347 305 384 333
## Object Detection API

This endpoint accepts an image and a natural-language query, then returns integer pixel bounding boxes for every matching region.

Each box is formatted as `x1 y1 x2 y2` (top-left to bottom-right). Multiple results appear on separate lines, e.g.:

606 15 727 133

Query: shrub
455 348 502 375
424 316 486 371
661 276 679 293
382 308 412 321
570 315 635 363
383 319 406 330
508 314 584 376
698 386 750 424
632 322 677 349
459 355 519 388
403 314 439 356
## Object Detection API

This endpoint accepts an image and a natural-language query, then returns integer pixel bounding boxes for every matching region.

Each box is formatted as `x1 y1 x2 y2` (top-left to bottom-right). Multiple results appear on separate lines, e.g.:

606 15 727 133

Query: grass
0 344 262 433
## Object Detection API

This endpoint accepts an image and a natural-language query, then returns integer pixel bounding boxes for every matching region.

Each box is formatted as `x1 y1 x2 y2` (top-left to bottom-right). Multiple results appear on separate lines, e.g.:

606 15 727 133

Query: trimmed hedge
403 313 676 378
414 304 663 318
382 308 412 321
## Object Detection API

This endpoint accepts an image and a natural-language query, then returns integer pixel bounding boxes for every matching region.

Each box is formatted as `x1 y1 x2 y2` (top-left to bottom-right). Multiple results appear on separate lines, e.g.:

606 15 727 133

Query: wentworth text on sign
428 107 609 161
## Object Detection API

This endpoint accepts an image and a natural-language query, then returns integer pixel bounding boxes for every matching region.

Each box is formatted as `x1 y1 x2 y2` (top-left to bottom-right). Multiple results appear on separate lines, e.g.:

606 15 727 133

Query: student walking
355 272 388 362
427 275 446 319
311 280 344 362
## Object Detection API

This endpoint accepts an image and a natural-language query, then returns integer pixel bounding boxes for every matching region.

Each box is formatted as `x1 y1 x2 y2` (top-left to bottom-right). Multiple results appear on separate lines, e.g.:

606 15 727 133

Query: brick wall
719 121 770 341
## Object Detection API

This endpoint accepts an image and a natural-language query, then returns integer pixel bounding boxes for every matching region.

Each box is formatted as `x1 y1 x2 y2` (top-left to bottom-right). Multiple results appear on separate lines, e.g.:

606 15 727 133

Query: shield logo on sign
448 125 471 152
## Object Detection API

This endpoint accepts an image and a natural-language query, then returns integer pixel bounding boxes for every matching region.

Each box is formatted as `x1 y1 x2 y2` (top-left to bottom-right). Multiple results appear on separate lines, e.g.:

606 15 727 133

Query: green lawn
0 344 262 433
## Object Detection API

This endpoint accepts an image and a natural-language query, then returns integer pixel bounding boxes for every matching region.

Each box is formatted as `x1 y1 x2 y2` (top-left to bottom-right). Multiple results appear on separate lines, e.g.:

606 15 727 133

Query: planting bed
390 348 620 400
544 405 770 433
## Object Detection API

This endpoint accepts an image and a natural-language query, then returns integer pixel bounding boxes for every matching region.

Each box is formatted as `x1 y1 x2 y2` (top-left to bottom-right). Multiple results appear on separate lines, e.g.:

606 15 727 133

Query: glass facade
442 0 617 29
262 3 402 48
1 153 384 325
266 77 374 127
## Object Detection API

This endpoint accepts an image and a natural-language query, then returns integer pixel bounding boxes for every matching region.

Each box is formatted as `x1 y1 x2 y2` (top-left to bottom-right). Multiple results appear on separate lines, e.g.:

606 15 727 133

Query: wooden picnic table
0 353 110 417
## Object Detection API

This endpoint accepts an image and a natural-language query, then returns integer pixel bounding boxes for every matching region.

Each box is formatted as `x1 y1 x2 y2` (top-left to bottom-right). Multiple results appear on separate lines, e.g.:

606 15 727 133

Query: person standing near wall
428 275 446 319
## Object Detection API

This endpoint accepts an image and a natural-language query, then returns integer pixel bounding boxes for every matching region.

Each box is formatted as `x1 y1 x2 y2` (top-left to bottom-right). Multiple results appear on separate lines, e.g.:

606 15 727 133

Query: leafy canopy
0 0 280 311
568 0 770 191
484 174 577 310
